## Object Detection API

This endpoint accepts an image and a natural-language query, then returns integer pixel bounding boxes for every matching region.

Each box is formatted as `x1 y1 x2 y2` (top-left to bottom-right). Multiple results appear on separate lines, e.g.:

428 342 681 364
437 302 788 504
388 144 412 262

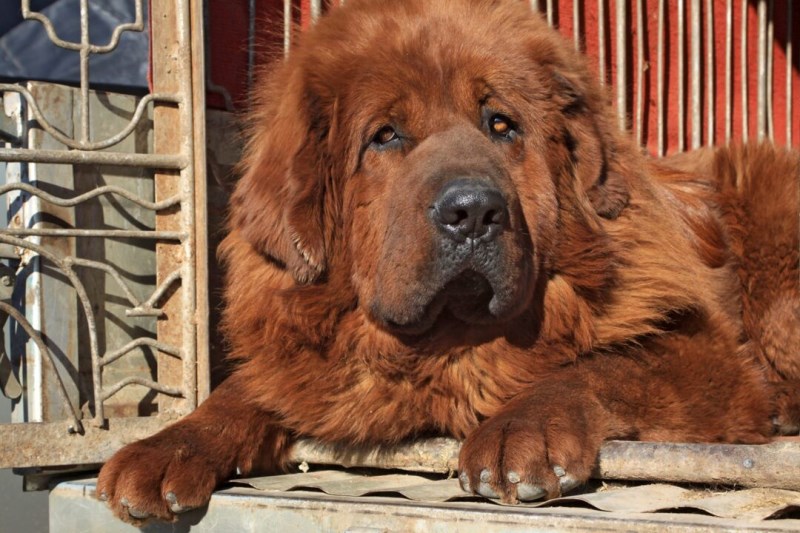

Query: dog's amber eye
490 115 513 136
373 126 398 145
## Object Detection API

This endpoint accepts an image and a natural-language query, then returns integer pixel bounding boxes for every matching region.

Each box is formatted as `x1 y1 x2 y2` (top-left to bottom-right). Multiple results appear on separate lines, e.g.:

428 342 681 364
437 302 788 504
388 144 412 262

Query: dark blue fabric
0 0 149 91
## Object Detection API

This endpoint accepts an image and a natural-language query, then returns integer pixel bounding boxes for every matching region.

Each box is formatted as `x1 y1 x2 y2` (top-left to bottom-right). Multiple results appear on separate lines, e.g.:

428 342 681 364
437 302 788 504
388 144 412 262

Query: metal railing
0 0 207 469
531 0 797 154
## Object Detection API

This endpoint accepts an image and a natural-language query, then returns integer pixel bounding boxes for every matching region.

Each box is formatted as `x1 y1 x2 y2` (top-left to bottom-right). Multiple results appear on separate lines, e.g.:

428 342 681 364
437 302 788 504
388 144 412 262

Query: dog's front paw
458 393 604 503
96 425 232 524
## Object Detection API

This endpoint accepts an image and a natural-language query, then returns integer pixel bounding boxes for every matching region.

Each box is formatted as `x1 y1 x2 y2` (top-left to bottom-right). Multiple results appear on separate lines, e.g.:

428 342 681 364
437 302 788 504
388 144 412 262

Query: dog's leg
96 375 289 524
458 327 774 503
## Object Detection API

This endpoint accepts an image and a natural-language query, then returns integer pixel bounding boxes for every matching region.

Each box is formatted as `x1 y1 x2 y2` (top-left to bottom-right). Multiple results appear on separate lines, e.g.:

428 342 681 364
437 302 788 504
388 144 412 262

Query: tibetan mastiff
98 0 799 523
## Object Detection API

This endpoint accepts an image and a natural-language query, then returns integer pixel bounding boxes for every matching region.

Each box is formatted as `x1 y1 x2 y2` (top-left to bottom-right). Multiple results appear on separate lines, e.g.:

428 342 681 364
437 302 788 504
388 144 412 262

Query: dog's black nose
433 180 508 242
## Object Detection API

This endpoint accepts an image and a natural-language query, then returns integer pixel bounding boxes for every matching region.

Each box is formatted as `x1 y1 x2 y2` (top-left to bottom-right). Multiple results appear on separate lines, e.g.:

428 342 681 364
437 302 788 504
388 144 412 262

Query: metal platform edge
49 478 800 533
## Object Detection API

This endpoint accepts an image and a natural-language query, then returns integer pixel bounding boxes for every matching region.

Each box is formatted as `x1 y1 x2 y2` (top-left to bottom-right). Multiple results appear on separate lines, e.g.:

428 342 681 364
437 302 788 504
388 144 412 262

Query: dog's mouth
381 269 516 336
441 269 497 322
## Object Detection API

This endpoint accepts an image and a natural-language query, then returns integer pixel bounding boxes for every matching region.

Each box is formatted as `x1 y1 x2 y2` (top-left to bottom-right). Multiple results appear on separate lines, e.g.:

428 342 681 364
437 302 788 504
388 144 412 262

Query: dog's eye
372 125 399 146
489 114 516 139
488 113 517 141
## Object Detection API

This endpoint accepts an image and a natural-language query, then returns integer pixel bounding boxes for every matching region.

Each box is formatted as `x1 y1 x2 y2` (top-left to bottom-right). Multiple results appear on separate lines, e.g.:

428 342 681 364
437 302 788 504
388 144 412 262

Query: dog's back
666 145 800 433
721 146 799 433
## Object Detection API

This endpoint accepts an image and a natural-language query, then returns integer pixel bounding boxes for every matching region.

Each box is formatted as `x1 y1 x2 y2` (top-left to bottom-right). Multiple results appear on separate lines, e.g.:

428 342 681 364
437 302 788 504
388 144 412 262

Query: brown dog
98 0 800 523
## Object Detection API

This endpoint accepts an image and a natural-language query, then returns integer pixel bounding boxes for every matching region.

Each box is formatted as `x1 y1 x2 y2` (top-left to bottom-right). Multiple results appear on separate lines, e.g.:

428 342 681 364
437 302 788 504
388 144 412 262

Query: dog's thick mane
98 2 797 523
214 0 765 446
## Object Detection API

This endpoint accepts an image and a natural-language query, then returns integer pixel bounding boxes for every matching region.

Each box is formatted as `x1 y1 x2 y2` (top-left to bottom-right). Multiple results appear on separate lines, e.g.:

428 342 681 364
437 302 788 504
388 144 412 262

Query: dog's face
233 0 624 335
344 59 553 333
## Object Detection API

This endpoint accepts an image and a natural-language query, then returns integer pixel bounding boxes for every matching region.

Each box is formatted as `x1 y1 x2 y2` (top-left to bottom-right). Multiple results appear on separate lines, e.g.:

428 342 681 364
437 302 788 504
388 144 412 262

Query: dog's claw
476 469 500 498
119 498 150 519
127 507 151 520
559 474 581 494
477 482 500 499
165 491 190 514
517 483 546 501
458 472 471 492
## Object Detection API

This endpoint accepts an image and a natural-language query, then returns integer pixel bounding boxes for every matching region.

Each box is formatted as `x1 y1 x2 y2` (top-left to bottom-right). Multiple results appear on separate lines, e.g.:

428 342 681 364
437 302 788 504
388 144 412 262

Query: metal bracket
0 262 21 400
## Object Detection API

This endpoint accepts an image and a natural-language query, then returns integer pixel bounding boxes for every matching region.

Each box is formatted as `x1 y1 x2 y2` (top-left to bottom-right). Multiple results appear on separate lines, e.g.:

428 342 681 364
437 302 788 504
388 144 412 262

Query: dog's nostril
439 208 467 225
433 179 508 241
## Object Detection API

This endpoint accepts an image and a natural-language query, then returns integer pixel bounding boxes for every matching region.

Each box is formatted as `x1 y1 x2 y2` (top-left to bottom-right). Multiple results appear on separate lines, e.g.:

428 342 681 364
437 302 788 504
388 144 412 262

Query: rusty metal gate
0 0 208 475
0 0 798 495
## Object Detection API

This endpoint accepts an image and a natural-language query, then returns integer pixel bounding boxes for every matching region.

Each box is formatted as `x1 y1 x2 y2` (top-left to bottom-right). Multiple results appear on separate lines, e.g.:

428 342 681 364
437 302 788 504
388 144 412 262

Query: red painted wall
205 0 799 154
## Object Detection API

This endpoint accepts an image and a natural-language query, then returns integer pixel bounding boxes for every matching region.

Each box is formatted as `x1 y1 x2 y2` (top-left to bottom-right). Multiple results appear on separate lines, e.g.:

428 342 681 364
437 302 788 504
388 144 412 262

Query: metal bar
766 0 774 140
310 0 322 23
616 0 627 131
146 0 200 417
284 0 292 56
191 0 211 404
291 437 458 474
289 438 800 491
21 0 144 54
177 0 198 414
102 338 182 368
598 0 606 85
690 0 701 149
151 0 191 425
0 234 102 426
705 0 714 146
788 1 794 146
546 0 554 26
53 480 800 533
678 0 686 150
65 257 162 315
0 416 176 469
0 303 83 434
741 0 749 140
132 270 182 316
725 0 733 142
657 0 665 155
89 0 145 54
0 86 180 152
79 0 90 145
98 376 183 403
573 0 580 49
756 0 767 140
596 440 800 490
0 183 181 211
0 148 186 169
1 228 185 240
635 0 644 145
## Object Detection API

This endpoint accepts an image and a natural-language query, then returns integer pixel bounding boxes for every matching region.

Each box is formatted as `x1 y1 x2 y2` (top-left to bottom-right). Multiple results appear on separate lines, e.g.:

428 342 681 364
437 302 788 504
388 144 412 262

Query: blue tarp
0 0 149 90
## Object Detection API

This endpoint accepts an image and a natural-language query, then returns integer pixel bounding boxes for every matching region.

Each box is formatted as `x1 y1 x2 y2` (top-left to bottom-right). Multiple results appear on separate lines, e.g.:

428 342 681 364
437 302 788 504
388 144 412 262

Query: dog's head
231 0 628 335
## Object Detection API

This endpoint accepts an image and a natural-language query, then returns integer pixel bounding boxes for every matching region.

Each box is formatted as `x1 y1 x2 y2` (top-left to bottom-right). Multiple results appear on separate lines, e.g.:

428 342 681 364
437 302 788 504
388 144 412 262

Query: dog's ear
586 169 630 219
231 67 327 285
550 67 630 220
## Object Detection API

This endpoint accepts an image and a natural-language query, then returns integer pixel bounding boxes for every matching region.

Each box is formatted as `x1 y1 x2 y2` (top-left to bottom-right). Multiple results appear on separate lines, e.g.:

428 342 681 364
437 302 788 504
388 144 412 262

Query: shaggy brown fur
97 0 800 523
